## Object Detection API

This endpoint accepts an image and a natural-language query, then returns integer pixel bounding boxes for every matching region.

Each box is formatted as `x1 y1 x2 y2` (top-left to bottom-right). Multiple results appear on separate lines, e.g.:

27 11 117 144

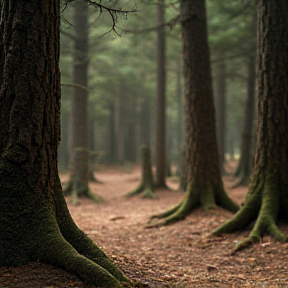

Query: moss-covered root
232 216 286 254
64 181 102 204
147 181 239 228
146 193 198 227
213 194 260 236
53 190 126 283
125 183 158 199
215 182 286 253
147 203 182 226
41 235 122 288
125 183 145 197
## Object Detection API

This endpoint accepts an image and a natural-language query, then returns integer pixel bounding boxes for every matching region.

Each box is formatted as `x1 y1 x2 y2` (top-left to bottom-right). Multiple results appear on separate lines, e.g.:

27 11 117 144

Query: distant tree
154 0 167 188
63 3 102 204
234 55 256 187
214 0 288 252
148 0 239 227
214 57 226 174
0 0 135 286
125 145 156 199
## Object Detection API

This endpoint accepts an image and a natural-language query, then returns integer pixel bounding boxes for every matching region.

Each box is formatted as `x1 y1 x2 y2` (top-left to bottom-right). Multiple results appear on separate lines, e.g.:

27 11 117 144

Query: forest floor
1 162 288 288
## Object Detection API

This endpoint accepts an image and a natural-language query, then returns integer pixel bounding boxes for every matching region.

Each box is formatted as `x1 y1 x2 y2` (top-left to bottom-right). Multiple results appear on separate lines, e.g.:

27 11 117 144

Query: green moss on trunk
147 181 239 227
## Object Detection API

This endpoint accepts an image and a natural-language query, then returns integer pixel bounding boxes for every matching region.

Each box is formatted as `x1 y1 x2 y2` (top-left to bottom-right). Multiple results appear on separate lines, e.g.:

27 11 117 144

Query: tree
63 2 102 204
154 0 167 188
214 57 226 174
214 0 288 252
125 145 156 199
0 1 136 287
147 0 239 227
233 55 256 187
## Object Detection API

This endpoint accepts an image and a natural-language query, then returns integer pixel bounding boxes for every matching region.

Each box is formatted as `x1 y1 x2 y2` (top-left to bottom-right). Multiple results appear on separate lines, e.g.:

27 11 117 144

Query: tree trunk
154 0 167 188
140 98 151 147
59 108 70 172
147 0 238 227
107 99 117 163
115 87 125 164
0 1 130 287
125 145 156 199
214 0 288 252
234 55 256 186
214 58 226 174
176 65 184 153
64 3 101 203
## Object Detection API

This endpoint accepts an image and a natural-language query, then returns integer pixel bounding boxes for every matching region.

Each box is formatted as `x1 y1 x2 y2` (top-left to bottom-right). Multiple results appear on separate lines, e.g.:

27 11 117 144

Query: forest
0 0 288 287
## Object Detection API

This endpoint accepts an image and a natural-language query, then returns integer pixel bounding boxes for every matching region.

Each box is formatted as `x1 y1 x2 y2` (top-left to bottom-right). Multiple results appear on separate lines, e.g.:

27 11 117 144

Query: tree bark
214 58 226 174
214 0 288 252
147 0 238 227
154 0 167 188
64 3 101 203
234 55 256 187
0 1 132 286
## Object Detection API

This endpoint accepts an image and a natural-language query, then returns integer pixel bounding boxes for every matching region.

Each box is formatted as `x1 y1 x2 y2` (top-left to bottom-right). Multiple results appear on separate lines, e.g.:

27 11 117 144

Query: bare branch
120 15 180 34
61 0 138 37
61 83 90 92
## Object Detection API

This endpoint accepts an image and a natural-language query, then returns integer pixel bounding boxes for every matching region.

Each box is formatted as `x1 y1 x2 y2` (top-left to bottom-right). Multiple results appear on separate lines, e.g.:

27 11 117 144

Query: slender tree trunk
0 1 130 286
140 98 151 146
125 120 137 162
176 65 184 153
147 0 238 227
214 58 226 174
115 87 125 164
155 0 167 188
107 99 116 163
214 0 288 252
64 3 101 203
125 145 156 199
234 56 256 186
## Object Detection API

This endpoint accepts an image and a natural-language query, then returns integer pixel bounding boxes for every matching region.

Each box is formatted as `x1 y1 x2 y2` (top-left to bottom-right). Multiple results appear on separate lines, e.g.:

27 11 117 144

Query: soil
1 163 288 288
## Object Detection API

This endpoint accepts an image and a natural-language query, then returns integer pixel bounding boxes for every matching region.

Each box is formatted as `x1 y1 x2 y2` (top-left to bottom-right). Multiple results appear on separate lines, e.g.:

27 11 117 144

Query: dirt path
1 165 288 287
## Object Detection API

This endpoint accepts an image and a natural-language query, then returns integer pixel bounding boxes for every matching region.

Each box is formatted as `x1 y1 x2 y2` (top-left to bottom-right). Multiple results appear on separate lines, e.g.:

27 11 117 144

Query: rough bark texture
154 0 167 188
126 145 156 199
0 1 133 286
234 56 256 187
64 3 101 204
147 0 239 227
214 0 288 252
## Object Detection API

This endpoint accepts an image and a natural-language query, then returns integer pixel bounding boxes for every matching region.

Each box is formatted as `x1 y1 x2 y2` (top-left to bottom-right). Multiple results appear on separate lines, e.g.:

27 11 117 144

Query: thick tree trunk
154 0 167 188
147 0 238 227
214 0 288 252
0 1 131 286
234 56 256 187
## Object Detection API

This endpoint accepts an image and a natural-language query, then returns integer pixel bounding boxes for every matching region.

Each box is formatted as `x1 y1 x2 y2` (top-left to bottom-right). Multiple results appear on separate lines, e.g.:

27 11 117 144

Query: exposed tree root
125 183 157 199
146 181 239 227
0 177 139 287
214 178 287 253
64 180 102 204
125 145 157 199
